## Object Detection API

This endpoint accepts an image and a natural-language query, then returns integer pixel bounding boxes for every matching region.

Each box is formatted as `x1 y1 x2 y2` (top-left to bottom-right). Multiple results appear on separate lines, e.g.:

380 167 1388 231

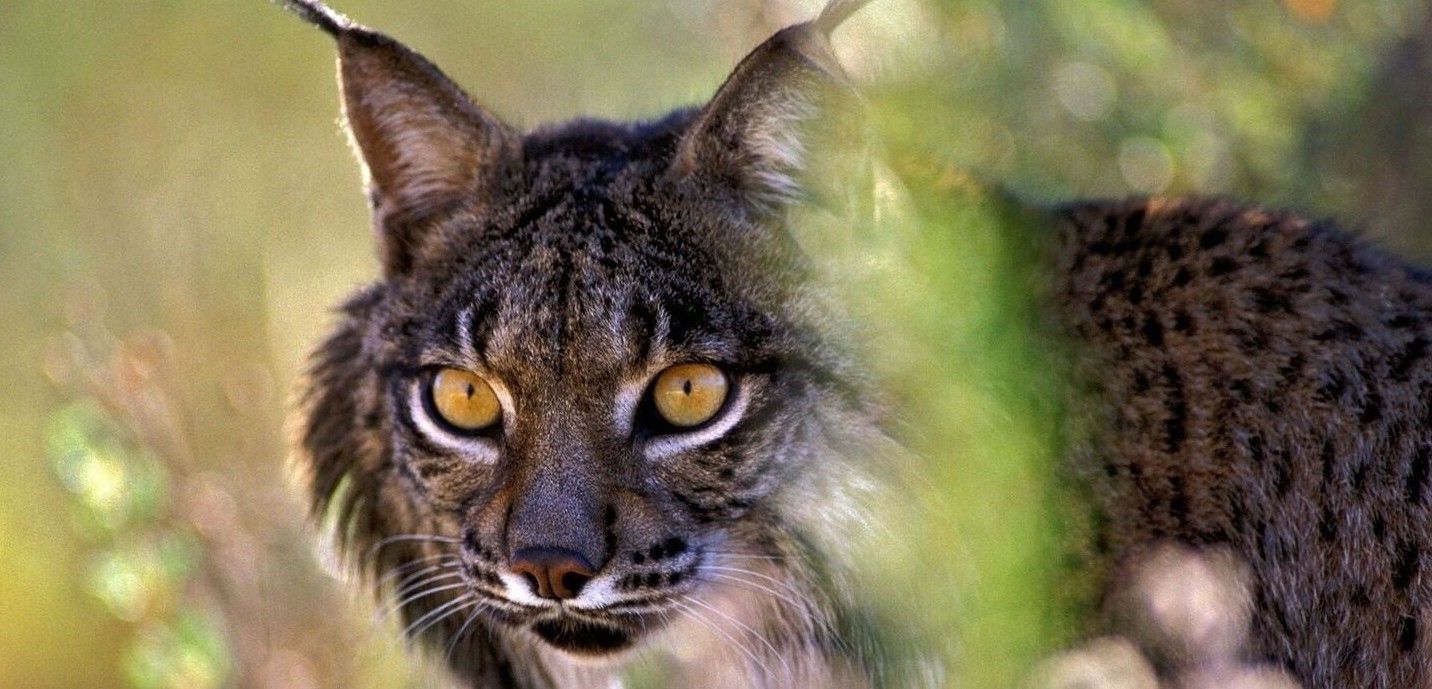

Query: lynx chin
274 1 1432 689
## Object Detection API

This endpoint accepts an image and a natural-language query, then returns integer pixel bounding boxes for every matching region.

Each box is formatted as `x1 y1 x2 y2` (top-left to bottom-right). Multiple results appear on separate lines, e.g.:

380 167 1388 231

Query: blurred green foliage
2 0 1429 687
808 178 1080 687
47 401 228 689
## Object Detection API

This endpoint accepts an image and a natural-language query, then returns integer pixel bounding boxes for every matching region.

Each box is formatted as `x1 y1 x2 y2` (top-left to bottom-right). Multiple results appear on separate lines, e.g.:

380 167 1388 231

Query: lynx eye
428 368 501 432
651 363 729 428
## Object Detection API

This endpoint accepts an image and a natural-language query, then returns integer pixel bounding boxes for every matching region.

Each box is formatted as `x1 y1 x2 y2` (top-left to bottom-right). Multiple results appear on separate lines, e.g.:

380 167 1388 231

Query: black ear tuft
274 0 352 38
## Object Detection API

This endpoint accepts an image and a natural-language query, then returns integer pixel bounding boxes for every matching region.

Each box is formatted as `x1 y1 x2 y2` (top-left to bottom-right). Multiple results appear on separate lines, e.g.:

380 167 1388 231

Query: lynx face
341 142 827 654
288 0 866 664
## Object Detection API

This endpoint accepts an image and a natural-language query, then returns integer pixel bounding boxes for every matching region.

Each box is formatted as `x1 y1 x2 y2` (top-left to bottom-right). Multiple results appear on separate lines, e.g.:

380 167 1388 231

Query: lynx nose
510 547 595 600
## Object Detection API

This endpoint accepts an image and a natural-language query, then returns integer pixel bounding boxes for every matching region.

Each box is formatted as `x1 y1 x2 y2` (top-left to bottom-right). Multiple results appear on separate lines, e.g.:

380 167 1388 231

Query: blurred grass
2 0 1430 687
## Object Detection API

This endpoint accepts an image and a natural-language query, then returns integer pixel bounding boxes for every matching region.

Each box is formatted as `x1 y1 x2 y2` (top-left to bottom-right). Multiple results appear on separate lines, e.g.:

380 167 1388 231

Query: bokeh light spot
1054 61 1118 122
1118 137 1177 194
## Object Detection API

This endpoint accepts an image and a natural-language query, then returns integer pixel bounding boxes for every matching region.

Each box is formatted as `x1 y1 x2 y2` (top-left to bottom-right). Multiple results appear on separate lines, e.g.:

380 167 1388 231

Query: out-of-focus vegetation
2 1 1429 688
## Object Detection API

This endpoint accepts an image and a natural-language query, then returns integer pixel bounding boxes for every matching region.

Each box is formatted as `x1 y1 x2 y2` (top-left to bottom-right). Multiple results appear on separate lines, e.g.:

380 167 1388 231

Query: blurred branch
46 322 412 689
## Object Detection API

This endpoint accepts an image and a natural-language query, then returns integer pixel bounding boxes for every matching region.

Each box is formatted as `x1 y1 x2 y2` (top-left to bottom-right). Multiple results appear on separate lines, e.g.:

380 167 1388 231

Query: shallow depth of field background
4 0 1432 687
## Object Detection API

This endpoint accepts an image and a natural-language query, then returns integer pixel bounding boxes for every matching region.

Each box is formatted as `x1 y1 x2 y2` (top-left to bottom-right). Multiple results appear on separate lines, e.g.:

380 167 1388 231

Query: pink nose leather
510 547 595 600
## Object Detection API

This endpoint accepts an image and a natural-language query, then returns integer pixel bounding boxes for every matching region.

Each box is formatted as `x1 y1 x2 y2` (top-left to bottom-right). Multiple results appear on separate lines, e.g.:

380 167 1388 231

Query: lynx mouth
529 617 635 655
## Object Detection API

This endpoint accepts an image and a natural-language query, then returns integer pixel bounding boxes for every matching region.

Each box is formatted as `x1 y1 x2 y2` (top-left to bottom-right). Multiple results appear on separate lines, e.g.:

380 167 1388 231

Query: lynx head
286 0 873 668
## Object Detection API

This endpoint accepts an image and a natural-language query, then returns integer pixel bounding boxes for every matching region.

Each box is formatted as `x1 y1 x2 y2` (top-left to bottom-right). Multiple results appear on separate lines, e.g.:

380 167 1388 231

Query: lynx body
275 1 1432 688
1055 198 1432 688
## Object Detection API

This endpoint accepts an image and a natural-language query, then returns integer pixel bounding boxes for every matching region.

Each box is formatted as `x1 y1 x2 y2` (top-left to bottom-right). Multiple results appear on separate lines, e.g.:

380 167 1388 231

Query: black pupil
682 379 692 396
465 382 475 398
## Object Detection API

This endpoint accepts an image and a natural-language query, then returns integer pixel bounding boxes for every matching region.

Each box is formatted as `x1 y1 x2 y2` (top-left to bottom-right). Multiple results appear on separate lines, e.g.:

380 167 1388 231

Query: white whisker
403 595 477 641
683 594 794 681
707 572 815 618
379 578 468 623
705 551 789 561
365 533 461 563
379 554 460 586
704 564 809 597
389 560 462 593
673 598 772 682
443 605 487 665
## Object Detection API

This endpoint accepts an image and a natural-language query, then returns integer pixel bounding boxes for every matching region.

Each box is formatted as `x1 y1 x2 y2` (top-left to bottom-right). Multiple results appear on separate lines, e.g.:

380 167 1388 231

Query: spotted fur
1052 198 1432 688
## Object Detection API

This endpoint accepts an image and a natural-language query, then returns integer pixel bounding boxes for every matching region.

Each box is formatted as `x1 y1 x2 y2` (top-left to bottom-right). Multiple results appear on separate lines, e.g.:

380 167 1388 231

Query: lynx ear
670 0 869 215
278 0 518 274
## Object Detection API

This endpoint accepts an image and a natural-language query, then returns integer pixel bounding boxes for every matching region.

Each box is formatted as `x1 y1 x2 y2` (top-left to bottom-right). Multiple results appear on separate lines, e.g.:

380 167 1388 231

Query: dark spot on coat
1391 338 1427 380
1142 315 1164 346
1407 443 1430 506
1200 225 1228 249
1209 256 1239 277
1394 543 1420 590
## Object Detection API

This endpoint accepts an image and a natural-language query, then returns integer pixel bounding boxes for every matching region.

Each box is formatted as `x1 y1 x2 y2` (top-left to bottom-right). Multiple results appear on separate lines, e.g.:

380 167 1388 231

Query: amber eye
651 363 730 428
428 368 501 432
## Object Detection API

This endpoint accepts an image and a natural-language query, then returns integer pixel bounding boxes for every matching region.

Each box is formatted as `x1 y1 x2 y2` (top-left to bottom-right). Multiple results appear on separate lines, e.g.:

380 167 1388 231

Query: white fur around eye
642 383 751 460
613 383 644 437
407 377 504 463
